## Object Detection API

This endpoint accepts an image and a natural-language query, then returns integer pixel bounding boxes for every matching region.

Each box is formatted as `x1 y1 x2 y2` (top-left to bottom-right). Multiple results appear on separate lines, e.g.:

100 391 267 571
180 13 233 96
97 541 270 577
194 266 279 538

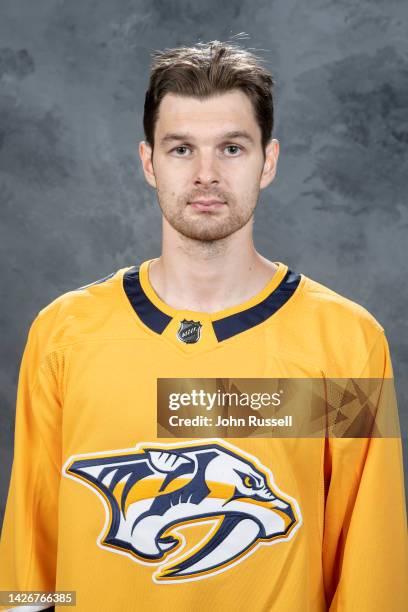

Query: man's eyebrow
159 130 255 146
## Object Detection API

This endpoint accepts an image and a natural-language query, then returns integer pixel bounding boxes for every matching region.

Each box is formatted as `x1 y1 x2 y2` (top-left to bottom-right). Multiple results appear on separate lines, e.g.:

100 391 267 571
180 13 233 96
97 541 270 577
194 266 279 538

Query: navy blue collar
123 265 301 342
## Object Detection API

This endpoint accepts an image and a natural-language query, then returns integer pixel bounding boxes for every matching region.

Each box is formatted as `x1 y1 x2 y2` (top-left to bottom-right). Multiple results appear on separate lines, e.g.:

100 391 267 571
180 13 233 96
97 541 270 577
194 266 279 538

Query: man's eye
225 145 242 155
172 146 191 156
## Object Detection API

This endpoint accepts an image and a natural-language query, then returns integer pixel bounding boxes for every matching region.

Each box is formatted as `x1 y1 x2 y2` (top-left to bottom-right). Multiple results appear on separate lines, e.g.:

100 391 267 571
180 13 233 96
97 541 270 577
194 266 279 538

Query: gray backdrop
1 0 407 527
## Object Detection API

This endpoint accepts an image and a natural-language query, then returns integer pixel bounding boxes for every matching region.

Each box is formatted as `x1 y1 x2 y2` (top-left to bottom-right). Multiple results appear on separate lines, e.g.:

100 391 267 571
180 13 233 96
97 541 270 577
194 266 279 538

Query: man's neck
147 247 278 314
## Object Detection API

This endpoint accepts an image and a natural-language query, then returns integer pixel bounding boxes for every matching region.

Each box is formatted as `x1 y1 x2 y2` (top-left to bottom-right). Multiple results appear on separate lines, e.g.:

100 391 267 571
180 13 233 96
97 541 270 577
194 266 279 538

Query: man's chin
170 220 239 242
161 205 252 241
176 228 234 241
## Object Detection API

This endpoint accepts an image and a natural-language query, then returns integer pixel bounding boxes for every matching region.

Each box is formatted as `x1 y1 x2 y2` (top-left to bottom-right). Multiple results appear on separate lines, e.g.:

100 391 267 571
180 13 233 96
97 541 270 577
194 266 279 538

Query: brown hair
143 35 275 156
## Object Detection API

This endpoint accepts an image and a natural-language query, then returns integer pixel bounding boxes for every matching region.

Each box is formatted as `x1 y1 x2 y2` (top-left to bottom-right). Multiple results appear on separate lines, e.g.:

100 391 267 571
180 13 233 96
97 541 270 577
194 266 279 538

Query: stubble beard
157 191 259 242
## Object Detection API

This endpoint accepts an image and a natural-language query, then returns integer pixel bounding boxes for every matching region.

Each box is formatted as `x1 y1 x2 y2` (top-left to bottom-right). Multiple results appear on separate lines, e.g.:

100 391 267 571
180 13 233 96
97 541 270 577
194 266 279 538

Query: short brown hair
143 36 275 156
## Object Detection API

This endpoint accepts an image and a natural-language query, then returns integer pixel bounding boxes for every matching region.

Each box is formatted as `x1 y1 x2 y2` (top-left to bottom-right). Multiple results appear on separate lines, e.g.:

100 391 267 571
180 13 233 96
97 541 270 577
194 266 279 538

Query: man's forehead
156 91 260 141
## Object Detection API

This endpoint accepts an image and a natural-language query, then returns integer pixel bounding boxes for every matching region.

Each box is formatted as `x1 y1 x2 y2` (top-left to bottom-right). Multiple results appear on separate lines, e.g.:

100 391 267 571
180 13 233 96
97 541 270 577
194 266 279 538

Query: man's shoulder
290 270 387 374
29 266 132 354
298 271 384 334
38 267 125 314
282 269 389 376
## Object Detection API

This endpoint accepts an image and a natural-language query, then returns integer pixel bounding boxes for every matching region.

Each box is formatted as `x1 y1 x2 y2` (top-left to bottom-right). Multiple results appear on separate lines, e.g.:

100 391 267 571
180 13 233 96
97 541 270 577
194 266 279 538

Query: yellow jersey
0 259 407 611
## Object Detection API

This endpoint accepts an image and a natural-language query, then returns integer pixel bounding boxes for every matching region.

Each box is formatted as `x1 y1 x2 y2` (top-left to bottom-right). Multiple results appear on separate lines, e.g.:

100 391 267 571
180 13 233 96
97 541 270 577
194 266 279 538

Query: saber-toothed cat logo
63 439 302 583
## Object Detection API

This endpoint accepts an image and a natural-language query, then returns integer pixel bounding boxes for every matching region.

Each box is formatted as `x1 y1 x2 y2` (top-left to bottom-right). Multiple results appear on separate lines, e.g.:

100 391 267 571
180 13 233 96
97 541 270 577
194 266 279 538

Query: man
0 39 407 611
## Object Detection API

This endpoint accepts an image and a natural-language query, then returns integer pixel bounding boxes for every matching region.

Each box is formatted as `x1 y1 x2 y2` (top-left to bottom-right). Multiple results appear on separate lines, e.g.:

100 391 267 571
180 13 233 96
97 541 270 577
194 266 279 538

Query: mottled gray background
1 0 407 527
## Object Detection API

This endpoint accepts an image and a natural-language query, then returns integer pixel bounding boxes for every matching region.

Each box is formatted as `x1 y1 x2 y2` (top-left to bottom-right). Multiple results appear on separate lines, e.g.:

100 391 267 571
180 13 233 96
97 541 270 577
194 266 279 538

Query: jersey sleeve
0 315 61 612
322 330 408 611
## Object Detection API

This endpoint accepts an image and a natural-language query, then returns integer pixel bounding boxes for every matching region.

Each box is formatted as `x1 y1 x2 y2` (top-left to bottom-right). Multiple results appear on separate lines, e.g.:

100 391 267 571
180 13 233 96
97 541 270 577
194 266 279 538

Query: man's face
139 89 279 241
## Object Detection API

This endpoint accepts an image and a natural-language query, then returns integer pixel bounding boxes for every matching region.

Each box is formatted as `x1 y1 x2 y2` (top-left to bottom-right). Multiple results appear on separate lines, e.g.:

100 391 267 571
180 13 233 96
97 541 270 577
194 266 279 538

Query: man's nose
193 152 220 185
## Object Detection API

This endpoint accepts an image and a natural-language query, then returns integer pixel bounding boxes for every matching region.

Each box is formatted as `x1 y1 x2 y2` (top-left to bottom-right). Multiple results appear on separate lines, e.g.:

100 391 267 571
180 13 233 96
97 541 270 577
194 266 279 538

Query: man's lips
189 200 226 211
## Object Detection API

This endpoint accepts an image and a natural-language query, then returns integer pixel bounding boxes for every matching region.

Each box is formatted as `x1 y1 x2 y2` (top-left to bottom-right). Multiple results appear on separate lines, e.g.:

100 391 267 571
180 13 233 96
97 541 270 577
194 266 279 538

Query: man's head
139 39 279 242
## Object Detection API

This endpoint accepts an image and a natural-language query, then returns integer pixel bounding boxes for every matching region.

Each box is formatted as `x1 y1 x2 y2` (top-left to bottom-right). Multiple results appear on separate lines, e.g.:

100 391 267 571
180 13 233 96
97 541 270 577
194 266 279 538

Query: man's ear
139 140 157 189
260 138 279 190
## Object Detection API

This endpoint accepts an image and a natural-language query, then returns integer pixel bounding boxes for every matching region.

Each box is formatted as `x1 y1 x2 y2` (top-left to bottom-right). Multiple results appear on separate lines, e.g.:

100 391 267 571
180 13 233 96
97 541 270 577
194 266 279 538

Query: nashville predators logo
63 439 302 583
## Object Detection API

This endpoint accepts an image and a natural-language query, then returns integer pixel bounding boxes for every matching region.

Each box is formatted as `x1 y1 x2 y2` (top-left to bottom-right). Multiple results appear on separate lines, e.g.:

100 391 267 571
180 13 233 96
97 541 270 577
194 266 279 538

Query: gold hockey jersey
0 258 407 611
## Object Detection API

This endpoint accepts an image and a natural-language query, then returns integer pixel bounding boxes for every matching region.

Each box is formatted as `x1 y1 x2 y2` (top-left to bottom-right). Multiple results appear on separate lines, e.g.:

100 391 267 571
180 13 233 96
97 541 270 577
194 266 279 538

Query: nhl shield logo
177 319 202 344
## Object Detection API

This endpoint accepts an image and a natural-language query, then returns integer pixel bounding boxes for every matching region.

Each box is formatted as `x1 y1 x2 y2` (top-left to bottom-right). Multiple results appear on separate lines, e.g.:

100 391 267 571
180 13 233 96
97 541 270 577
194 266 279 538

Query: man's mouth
189 200 226 211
